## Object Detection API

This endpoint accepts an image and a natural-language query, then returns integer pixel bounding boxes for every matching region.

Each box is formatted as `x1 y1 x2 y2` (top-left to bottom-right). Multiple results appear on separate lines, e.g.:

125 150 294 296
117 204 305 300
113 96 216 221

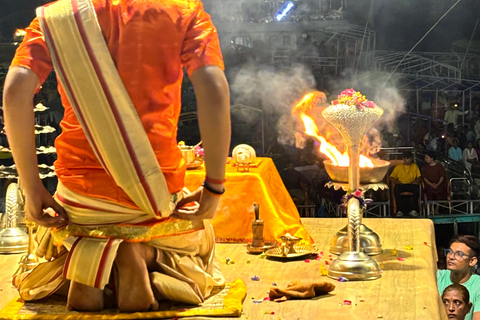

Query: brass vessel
330 224 382 256
0 183 28 254
324 159 389 184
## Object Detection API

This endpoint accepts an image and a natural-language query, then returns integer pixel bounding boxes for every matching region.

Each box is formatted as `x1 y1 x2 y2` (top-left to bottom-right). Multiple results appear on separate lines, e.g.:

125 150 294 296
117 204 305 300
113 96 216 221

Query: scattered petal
272 282 277 286
404 246 413 251
259 253 267 259
398 257 405 261
251 275 261 281
263 297 270 301
320 251 324 255
424 242 431 247
360 299 365 302
253 300 263 303
391 248 397 256
325 261 330 265
304 259 311 263
343 300 352 305
337 277 348 282
319 265 329 276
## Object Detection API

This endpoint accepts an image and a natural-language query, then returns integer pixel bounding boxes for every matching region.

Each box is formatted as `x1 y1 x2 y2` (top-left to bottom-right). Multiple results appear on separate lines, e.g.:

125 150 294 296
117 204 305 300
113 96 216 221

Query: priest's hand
171 186 221 221
24 185 68 228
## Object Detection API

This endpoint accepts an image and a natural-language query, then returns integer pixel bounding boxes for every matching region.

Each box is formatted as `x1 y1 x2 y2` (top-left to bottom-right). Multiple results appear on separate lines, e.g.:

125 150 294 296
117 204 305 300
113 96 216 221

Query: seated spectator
449 138 463 162
431 99 445 119
420 96 431 115
475 118 480 141
467 124 477 144
426 128 444 152
412 119 427 147
464 141 479 171
422 151 448 201
389 150 421 217
437 235 480 320
280 163 309 206
475 139 480 159
442 284 473 320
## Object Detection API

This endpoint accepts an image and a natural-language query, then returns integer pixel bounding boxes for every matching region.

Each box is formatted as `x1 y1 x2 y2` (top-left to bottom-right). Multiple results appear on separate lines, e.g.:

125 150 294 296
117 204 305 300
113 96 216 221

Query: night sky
2 0 480 52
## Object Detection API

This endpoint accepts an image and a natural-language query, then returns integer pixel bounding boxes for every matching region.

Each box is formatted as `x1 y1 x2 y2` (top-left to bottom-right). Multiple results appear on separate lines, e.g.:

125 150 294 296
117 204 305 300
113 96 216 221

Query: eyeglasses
444 248 475 260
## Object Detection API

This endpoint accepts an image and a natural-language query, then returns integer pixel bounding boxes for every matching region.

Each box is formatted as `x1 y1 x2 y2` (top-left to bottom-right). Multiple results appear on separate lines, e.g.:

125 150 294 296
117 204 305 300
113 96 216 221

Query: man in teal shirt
437 235 480 320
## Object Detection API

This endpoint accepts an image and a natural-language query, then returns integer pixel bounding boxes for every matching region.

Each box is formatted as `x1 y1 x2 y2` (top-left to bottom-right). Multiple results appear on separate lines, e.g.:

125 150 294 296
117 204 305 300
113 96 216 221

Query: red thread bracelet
205 176 226 185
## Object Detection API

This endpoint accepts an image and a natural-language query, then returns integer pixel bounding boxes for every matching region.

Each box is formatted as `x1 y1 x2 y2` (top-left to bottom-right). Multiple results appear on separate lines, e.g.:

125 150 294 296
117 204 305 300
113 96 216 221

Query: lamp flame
293 91 374 168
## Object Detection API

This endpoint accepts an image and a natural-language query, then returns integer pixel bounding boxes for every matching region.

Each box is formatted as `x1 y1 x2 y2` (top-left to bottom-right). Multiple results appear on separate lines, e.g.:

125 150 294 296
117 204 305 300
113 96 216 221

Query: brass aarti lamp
0 183 28 254
322 91 382 281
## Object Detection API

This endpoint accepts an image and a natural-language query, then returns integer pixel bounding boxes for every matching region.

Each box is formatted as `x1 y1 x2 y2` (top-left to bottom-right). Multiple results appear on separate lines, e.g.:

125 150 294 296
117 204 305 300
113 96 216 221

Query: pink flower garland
331 88 376 111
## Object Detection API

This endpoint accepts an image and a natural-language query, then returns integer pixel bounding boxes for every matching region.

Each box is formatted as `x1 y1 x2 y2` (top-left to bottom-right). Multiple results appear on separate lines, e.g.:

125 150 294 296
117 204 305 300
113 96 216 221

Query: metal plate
186 158 204 170
265 245 317 259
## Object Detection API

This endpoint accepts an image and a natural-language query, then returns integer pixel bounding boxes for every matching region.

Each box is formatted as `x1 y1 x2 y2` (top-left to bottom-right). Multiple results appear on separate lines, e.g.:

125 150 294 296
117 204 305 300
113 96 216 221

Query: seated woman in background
422 151 448 201
449 138 463 162
463 141 479 172
442 284 472 320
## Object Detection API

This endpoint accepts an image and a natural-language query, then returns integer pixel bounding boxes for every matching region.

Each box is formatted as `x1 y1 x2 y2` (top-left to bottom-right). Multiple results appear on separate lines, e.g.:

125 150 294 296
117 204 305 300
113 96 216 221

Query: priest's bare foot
67 281 104 311
116 242 159 312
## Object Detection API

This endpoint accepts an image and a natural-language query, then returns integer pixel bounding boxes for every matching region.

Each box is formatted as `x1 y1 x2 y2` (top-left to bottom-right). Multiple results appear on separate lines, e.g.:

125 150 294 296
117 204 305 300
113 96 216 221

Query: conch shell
232 144 256 164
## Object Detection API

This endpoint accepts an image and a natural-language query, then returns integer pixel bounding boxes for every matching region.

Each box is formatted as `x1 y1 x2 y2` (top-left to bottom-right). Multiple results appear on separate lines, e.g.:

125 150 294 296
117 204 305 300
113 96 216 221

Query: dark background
2 0 480 52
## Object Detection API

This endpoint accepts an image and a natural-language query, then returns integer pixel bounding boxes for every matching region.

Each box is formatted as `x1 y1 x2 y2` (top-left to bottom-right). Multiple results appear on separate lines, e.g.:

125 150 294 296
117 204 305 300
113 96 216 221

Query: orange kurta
11 0 223 208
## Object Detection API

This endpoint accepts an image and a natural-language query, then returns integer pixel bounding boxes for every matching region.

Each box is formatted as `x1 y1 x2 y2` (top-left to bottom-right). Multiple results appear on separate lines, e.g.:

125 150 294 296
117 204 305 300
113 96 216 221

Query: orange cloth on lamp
185 158 314 244
10 0 223 208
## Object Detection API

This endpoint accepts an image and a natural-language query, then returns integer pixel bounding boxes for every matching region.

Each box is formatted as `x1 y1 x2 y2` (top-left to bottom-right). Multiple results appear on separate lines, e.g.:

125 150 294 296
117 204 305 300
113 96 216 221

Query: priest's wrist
203 180 225 195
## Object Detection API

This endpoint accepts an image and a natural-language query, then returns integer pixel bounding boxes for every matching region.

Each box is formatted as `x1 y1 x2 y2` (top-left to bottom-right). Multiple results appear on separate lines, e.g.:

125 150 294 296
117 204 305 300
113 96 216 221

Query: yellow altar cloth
185 157 313 244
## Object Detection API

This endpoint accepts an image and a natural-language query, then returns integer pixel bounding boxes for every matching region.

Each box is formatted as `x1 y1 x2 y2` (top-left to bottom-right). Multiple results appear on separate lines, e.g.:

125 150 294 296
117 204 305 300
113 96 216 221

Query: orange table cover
184 157 314 244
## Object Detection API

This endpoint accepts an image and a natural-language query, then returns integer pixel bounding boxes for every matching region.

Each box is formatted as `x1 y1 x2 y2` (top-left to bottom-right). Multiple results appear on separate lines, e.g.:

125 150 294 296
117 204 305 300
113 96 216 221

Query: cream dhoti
53 182 224 305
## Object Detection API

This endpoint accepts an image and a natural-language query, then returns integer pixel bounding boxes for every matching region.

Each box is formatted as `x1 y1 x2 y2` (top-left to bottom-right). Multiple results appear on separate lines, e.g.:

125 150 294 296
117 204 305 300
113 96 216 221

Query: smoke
230 64 407 162
231 63 316 112
230 62 316 145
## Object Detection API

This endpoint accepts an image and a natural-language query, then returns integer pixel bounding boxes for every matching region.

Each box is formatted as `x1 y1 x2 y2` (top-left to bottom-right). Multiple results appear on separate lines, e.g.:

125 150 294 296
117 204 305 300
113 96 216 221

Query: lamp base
0 227 28 254
327 251 381 281
330 224 382 256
